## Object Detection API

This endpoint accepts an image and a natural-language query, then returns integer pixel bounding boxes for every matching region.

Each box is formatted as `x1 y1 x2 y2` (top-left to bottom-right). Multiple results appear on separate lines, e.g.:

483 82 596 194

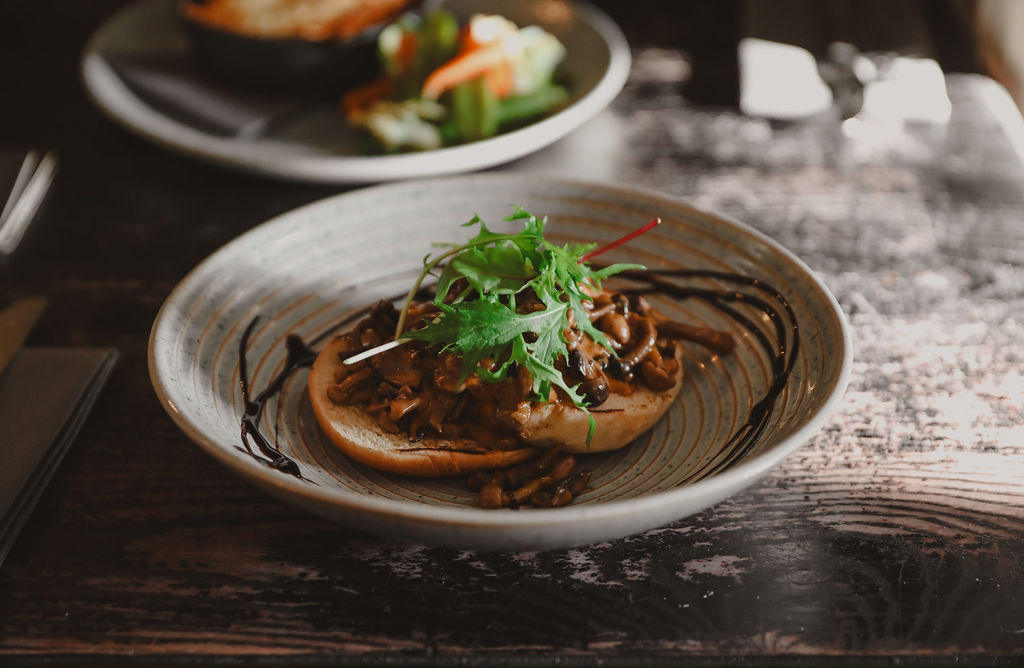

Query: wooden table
2 1 1023 665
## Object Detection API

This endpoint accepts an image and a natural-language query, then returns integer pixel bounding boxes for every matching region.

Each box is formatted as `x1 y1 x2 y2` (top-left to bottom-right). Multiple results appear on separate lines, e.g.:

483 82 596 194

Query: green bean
498 84 569 125
452 76 500 142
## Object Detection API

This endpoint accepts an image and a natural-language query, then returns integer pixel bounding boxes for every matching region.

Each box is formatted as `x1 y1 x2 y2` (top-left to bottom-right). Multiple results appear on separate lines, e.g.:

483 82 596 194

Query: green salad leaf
397 207 643 444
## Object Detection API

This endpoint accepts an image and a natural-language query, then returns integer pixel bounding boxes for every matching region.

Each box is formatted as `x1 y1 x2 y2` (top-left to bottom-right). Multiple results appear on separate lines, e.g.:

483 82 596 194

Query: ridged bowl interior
149 175 850 549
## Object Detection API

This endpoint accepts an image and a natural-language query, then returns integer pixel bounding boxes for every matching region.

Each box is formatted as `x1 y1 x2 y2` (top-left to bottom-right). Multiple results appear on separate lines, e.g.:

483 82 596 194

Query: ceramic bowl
149 175 852 551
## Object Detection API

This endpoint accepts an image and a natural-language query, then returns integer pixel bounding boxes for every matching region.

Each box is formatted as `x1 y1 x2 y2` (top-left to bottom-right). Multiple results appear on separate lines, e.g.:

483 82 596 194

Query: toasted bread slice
309 336 538 477
308 336 684 475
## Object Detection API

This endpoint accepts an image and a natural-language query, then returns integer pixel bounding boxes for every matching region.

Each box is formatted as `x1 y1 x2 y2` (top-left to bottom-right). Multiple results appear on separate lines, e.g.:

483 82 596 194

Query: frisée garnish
390 206 645 443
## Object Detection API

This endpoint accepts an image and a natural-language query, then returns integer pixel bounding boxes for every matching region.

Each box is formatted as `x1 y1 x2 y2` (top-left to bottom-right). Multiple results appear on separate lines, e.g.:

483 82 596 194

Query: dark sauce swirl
617 269 799 478
236 270 799 483
238 319 315 479
237 301 415 479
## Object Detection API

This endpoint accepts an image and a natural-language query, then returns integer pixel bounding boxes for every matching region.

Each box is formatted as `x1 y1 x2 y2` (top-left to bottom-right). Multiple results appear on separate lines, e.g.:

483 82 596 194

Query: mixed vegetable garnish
342 10 569 151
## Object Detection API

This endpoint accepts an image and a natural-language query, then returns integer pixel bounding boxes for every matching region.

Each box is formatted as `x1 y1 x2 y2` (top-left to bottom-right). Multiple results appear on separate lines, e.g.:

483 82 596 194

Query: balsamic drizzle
236 269 799 483
237 308 376 479
618 269 800 478
238 318 315 479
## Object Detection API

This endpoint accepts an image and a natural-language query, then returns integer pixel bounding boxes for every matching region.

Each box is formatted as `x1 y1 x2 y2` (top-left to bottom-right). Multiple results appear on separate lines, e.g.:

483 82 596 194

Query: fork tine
0 150 41 227
0 150 57 256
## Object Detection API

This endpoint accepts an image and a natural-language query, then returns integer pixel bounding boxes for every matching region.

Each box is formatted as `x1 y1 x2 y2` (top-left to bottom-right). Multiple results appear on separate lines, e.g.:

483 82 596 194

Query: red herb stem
579 217 662 263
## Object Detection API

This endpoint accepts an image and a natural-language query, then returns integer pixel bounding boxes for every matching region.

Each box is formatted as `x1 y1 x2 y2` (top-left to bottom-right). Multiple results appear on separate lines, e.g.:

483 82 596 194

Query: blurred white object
973 74 1024 169
740 37 952 126
860 56 951 123
0 150 57 256
739 38 833 119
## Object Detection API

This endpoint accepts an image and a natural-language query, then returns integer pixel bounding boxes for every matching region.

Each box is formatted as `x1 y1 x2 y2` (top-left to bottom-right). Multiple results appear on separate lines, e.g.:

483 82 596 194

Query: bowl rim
147 173 853 533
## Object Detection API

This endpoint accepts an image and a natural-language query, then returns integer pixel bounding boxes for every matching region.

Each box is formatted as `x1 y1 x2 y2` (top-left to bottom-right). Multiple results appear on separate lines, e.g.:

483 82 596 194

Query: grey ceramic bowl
149 175 852 551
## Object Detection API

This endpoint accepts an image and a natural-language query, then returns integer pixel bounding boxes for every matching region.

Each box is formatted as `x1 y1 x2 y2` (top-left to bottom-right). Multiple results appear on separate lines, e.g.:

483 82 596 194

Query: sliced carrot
484 61 513 98
457 23 484 54
341 76 393 116
395 30 419 69
420 40 511 101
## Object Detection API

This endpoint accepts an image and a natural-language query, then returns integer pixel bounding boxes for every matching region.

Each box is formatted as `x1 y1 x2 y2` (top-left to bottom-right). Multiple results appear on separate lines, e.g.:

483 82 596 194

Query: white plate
82 0 630 183
148 175 851 550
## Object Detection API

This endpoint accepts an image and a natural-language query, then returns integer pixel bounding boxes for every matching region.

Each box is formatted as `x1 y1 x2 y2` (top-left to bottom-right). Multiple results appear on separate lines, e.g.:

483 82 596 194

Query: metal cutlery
0 150 57 256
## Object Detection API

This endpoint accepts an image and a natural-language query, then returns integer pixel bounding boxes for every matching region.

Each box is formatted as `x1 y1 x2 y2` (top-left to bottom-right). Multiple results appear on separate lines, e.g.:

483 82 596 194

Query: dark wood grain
1 1 1023 666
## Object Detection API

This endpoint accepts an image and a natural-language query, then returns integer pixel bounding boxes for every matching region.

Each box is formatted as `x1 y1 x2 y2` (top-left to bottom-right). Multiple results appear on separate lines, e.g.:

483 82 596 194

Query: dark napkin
0 347 118 566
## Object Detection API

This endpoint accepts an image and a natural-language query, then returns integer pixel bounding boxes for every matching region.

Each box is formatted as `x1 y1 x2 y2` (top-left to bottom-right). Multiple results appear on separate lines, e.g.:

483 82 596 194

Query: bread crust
308 335 684 476
309 336 538 477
